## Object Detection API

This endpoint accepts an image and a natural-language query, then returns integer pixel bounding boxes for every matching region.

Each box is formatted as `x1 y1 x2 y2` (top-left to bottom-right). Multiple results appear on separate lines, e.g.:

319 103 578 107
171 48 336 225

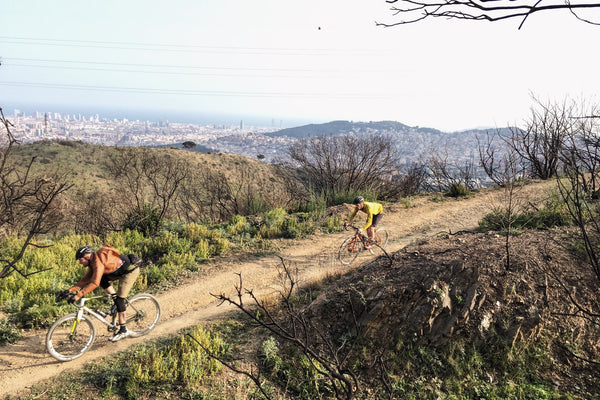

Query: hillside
12 140 286 189
2 179 598 399
9 140 294 234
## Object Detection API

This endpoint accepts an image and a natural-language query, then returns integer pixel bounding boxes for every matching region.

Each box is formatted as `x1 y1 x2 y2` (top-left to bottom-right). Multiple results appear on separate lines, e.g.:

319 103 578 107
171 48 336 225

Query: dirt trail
0 183 552 398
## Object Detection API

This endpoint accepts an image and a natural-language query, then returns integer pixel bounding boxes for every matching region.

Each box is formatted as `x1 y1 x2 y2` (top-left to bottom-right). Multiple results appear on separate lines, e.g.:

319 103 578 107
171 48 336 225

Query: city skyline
2 1 600 132
6 102 300 129
9 105 486 169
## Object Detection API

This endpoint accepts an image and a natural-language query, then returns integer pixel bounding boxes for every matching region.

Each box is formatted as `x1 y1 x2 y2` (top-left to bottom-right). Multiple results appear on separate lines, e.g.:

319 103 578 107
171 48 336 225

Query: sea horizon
5 101 320 129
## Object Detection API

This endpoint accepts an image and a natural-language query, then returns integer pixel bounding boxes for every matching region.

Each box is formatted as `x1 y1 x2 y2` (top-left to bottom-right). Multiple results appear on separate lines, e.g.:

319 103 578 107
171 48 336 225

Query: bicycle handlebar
343 223 362 231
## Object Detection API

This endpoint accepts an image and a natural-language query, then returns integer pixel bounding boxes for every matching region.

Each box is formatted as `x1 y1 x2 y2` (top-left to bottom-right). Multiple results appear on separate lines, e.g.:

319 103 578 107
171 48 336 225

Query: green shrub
295 192 327 214
446 182 469 198
479 196 572 233
321 215 342 234
261 336 283 374
17 303 58 328
401 196 415 208
194 239 211 259
183 222 213 243
281 215 302 238
246 194 269 215
259 208 287 238
141 231 193 258
211 237 230 256
144 265 166 286
259 338 327 399
264 207 287 227
125 326 227 396
122 204 163 236
226 215 251 236
384 331 563 399
104 229 146 253
0 317 21 345
159 251 196 272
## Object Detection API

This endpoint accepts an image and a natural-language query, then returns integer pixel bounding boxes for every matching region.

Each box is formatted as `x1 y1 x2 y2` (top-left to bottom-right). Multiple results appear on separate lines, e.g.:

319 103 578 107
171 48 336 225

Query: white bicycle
46 293 161 361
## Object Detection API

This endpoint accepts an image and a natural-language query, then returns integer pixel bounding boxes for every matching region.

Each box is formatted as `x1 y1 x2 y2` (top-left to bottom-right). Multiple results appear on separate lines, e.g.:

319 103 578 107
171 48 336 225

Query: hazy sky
1 1 599 131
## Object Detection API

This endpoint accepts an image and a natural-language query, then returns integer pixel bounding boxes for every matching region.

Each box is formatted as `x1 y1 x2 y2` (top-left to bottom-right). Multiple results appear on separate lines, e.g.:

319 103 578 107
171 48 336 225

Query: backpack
127 253 142 267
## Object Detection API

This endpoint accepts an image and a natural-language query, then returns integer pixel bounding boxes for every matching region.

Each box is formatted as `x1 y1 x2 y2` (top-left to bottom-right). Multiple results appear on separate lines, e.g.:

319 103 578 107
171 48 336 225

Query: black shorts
100 255 136 289
372 213 383 227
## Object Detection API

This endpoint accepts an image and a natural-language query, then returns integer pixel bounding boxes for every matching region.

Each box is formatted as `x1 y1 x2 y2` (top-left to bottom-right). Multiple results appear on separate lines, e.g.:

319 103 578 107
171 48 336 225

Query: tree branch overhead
378 0 600 28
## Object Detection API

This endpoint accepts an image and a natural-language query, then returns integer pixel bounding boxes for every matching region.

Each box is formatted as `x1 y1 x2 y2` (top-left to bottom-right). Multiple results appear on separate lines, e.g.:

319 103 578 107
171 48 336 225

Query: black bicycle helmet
75 245 93 260
353 196 364 204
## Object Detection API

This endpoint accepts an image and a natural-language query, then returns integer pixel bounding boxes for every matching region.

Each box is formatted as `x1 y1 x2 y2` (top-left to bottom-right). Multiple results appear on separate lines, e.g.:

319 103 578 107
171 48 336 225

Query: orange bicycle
338 224 388 265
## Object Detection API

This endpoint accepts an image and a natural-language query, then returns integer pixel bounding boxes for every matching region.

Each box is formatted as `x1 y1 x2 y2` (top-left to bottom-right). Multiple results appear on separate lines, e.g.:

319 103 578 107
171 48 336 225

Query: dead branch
185 333 273 400
0 108 72 279
377 0 600 29
210 256 360 399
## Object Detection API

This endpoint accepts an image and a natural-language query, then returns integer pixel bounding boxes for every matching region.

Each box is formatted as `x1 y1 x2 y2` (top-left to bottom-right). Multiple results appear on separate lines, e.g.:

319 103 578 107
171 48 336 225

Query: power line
3 57 352 78
7 57 327 73
0 35 384 56
0 80 392 99
6 61 331 79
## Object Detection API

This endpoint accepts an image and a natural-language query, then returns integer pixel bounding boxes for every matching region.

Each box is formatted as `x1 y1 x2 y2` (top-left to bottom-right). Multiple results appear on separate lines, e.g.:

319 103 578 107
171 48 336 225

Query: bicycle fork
68 308 86 340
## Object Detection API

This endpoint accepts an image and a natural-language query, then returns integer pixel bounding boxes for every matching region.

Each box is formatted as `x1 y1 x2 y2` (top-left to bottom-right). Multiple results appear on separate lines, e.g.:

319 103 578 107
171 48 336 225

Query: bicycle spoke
339 237 362 264
125 294 161 337
369 227 389 256
46 314 95 362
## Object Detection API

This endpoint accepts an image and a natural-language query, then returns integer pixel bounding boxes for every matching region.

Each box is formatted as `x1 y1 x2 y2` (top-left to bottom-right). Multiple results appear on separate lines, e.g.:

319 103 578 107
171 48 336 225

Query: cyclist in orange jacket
60 245 141 342
343 196 383 248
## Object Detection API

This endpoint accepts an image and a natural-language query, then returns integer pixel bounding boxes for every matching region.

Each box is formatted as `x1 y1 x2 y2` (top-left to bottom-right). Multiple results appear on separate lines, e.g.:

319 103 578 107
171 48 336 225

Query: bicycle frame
350 230 368 248
349 225 375 244
71 296 118 332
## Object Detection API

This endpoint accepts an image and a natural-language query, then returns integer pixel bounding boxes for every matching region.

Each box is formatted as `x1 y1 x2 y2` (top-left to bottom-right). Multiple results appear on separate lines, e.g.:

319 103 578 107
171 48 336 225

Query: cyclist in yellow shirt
343 196 383 248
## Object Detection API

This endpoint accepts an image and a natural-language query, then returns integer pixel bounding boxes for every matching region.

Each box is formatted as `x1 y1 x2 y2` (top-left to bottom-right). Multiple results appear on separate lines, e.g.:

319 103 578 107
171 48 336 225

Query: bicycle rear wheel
339 236 362 265
125 293 161 337
369 227 389 255
46 313 96 362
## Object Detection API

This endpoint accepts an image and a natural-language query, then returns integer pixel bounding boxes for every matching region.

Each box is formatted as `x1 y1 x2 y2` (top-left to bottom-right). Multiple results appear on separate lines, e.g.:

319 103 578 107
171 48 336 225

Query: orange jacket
72 245 123 296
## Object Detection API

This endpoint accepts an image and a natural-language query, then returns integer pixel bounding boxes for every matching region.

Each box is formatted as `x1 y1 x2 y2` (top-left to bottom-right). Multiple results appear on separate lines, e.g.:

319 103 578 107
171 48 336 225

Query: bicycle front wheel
46 313 96 362
125 293 161 337
339 236 362 265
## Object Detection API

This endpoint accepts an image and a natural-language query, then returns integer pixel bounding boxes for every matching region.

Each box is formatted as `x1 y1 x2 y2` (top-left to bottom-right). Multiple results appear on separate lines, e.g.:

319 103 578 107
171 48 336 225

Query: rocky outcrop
306 232 565 350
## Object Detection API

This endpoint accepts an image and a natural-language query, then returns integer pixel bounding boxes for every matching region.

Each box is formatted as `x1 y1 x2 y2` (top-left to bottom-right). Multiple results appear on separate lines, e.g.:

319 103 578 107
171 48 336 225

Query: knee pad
114 296 127 313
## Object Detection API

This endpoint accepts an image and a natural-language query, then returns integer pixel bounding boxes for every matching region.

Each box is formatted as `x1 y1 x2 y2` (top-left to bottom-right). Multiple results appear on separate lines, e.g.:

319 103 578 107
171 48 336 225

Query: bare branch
0 108 72 279
377 0 600 29
211 257 360 399
185 333 274 400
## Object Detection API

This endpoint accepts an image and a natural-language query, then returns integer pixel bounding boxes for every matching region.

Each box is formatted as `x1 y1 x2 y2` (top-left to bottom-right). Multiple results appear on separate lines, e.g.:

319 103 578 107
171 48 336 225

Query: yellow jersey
347 201 383 231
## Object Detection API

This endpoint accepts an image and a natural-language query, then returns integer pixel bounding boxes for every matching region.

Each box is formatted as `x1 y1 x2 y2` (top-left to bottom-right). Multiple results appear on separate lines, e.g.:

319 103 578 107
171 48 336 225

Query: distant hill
264 120 505 168
266 120 442 139
266 120 508 140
